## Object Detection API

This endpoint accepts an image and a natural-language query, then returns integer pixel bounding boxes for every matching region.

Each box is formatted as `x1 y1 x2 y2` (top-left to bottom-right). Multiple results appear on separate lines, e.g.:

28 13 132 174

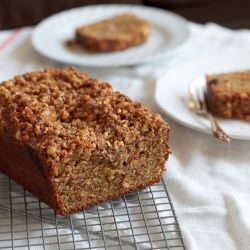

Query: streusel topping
0 68 168 170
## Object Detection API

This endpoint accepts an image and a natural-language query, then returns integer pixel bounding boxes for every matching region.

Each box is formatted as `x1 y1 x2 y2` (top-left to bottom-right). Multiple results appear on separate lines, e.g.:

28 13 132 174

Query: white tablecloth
1 22 250 250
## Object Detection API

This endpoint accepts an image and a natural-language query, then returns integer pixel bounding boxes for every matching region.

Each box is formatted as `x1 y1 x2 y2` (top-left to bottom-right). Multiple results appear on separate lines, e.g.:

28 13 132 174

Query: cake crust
0 67 169 215
75 14 150 52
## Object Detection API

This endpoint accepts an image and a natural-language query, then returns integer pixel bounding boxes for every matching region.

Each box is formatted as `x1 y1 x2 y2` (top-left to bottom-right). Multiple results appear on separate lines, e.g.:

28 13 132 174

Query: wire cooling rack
0 172 185 250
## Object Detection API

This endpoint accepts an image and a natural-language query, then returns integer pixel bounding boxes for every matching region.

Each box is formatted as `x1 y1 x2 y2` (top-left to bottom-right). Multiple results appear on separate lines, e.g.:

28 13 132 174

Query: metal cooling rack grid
0 172 185 250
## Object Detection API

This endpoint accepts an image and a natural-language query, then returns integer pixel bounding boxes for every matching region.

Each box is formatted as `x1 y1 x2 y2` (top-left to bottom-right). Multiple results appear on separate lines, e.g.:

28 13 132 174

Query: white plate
32 4 189 67
155 59 250 141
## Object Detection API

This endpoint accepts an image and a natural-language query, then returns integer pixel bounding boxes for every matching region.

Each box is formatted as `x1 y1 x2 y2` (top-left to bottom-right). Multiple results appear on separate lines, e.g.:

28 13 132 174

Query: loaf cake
206 70 250 121
0 67 169 215
75 14 150 52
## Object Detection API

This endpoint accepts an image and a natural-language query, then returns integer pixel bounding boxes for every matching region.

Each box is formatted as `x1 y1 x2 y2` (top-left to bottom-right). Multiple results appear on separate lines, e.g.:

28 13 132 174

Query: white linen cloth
1 22 250 250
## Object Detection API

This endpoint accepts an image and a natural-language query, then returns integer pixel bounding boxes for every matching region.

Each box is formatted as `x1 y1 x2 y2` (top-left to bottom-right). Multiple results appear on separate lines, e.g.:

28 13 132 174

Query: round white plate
155 59 250 141
32 4 189 67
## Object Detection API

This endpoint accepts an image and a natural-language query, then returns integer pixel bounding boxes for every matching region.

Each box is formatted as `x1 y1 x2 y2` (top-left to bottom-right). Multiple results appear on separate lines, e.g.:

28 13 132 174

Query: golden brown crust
75 14 150 52
206 71 250 121
0 125 57 209
0 67 170 215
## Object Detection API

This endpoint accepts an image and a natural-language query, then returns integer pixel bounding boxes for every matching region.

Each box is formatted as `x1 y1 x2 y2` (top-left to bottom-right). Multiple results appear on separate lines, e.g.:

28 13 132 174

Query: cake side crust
0 126 58 210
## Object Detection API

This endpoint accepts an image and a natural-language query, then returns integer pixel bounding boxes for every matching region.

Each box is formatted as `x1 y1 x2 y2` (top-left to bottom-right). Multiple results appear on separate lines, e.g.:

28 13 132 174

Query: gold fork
188 83 231 143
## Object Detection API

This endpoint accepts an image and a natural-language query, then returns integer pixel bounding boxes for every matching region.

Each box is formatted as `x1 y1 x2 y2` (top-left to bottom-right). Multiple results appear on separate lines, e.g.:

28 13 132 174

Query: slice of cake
75 14 150 52
206 70 250 121
0 67 169 215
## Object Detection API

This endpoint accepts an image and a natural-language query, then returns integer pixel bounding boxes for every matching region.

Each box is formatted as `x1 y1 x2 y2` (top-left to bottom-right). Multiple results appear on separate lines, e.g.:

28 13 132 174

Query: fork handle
207 113 231 143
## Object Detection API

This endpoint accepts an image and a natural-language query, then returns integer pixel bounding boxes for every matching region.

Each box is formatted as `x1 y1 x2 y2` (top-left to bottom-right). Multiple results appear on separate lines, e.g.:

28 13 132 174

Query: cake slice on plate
75 14 151 52
206 70 250 121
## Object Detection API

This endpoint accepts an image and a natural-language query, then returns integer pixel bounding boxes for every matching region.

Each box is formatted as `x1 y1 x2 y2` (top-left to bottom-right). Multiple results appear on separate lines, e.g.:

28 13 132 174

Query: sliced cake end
206 70 250 121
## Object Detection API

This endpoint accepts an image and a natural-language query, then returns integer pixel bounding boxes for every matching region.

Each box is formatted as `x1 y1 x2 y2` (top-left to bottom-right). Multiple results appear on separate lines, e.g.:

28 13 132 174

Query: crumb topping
0 67 168 171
